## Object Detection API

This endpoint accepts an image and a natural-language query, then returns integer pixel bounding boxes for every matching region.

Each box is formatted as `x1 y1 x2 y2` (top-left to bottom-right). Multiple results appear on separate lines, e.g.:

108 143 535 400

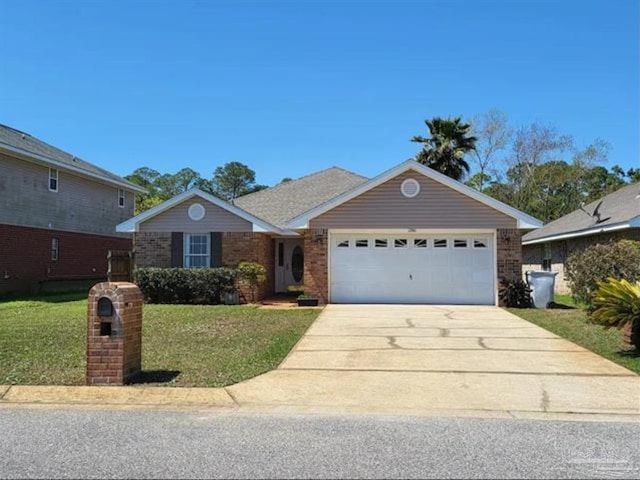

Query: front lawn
507 295 640 375
0 293 319 387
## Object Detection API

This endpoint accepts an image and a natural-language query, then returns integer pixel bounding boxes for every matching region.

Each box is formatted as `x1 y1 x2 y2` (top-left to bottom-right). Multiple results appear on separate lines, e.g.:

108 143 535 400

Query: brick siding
134 232 172 268
0 223 131 295
522 229 640 294
303 229 328 304
222 232 274 302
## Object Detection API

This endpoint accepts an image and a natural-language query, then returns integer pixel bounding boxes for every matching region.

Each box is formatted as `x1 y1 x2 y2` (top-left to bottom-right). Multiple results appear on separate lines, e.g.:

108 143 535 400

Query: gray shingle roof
234 167 368 228
0 124 143 191
522 182 640 243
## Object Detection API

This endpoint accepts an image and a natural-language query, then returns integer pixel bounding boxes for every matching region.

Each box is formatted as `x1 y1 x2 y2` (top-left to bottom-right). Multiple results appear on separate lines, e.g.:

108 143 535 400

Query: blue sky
1 0 638 185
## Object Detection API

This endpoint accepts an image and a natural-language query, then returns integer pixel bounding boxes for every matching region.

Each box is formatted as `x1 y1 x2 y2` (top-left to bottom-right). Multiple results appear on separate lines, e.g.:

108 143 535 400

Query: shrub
236 262 267 302
591 277 640 348
499 277 532 308
134 267 236 304
565 240 640 305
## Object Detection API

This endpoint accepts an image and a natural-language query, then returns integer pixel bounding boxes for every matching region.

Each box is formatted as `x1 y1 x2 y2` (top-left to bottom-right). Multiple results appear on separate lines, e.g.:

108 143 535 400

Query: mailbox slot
97 297 114 317
100 321 112 336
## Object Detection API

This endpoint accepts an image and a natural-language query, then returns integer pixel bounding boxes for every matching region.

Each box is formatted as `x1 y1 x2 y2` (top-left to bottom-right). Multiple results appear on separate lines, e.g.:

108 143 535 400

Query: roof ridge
235 166 365 202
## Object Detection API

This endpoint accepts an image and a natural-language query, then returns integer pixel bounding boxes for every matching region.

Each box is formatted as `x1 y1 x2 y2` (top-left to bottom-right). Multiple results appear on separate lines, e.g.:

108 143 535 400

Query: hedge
134 267 236 304
565 239 640 306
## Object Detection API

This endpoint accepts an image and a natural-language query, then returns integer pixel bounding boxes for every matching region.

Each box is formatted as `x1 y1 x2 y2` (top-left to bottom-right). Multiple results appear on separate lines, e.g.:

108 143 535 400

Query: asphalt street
0 408 639 479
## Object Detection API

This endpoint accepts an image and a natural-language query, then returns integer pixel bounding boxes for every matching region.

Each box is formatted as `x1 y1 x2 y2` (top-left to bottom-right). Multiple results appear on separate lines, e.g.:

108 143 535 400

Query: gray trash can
526 271 558 309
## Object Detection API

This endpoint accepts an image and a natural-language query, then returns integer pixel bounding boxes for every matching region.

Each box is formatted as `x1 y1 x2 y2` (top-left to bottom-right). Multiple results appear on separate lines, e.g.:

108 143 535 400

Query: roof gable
116 188 286 234
285 160 543 229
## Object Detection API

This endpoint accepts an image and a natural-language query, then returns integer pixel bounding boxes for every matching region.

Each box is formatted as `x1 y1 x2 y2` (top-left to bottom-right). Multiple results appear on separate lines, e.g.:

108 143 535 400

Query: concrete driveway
228 305 640 418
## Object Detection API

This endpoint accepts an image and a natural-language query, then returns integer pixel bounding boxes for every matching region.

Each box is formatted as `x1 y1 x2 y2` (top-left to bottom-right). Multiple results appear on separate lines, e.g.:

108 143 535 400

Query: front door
275 239 304 292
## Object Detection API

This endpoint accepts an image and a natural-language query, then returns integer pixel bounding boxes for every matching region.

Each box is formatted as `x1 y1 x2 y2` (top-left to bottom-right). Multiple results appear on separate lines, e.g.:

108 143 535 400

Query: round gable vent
401 178 420 198
188 203 206 221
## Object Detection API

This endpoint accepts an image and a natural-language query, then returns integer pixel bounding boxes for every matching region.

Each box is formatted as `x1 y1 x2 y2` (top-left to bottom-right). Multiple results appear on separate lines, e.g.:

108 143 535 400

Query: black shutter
171 232 183 267
210 232 222 267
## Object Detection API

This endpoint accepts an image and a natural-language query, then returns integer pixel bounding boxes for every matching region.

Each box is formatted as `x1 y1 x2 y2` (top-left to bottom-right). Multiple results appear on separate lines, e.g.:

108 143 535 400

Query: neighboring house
522 183 640 293
118 160 541 305
0 124 145 295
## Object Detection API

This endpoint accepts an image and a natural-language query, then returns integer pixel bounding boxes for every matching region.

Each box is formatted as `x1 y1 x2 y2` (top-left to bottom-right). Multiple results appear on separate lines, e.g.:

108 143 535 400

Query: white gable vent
401 178 420 198
188 203 206 221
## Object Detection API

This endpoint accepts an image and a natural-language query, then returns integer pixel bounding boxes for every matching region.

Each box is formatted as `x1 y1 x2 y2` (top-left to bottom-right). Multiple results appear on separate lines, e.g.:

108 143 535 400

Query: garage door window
414 238 428 248
337 240 349 248
394 239 408 248
355 239 369 248
473 239 488 248
434 238 448 248
375 239 388 248
454 239 468 248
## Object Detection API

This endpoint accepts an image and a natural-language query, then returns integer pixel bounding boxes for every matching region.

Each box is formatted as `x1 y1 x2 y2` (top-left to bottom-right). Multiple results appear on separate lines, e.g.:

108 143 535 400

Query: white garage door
330 233 495 305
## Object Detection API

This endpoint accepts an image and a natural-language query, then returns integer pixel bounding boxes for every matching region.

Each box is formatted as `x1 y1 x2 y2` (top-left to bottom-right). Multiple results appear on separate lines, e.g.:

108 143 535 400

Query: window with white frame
49 168 58 192
184 234 210 268
118 189 125 208
51 238 59 261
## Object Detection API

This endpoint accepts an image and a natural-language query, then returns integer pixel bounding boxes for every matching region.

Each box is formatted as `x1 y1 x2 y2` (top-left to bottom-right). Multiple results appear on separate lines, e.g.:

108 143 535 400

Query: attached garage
330 232 495 304
285 160 542 306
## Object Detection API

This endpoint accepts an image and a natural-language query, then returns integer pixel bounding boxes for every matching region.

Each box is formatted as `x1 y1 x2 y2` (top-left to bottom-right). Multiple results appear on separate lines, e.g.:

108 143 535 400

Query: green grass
507 295 640 375
0 294 319 387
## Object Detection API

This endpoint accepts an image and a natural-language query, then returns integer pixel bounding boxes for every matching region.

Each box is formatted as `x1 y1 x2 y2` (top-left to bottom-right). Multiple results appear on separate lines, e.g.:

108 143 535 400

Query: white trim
183 233 211 268
0 143 147 193
188 202 205 221
522 218 640 245
116 188 287 234
48 167 58 192
492 230 498 306
285 160 543 229
51 237 59 261
401 178 420 198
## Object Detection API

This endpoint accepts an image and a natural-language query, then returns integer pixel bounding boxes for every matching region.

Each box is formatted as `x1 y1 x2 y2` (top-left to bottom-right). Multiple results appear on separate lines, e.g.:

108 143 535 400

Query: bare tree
469 109 511 191
508 122 573 211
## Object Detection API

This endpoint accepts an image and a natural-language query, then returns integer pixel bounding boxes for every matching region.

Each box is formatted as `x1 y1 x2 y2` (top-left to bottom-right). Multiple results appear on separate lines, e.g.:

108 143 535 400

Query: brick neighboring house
522 182 640 293
0 124 145 295
119 160 541 305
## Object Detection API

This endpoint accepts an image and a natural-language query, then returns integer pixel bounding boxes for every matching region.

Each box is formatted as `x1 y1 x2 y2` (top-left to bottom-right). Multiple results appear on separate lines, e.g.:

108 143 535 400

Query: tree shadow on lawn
133 370 181 385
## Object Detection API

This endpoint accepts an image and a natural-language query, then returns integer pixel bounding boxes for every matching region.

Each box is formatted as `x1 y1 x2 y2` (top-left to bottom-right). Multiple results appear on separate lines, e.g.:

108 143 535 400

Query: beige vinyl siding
310 170 516 229
0 152 134 237
139 199 252 233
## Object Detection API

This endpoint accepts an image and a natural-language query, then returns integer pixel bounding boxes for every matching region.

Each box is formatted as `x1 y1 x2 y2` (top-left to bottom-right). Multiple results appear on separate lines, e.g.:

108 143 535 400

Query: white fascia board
116 188 285 234
285 160 543 229
0 143 147 193
522 220 638 245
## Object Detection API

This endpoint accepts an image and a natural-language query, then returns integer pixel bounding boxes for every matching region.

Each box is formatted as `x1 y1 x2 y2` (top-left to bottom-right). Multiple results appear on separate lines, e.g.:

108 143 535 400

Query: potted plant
297 294 319 307
591 277 640 350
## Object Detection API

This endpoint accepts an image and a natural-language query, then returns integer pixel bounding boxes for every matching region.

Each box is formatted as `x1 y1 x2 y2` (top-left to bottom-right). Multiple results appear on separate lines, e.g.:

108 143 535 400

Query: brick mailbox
87 282 142 385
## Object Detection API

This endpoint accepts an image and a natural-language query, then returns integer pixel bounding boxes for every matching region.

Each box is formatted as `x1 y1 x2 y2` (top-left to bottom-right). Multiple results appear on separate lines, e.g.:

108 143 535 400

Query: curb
2 384 640 424
0 385 235 408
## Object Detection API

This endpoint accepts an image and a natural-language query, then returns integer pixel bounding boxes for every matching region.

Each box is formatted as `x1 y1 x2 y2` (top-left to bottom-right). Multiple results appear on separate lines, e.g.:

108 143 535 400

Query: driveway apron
227 305 640 417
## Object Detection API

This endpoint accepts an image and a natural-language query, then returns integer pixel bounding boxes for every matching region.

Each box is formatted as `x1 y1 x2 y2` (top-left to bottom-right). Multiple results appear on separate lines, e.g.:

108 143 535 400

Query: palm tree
411 117 477 181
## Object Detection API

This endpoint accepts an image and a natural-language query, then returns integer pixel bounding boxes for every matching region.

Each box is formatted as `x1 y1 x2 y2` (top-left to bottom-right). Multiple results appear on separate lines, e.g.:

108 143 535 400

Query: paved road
1 408 639 479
